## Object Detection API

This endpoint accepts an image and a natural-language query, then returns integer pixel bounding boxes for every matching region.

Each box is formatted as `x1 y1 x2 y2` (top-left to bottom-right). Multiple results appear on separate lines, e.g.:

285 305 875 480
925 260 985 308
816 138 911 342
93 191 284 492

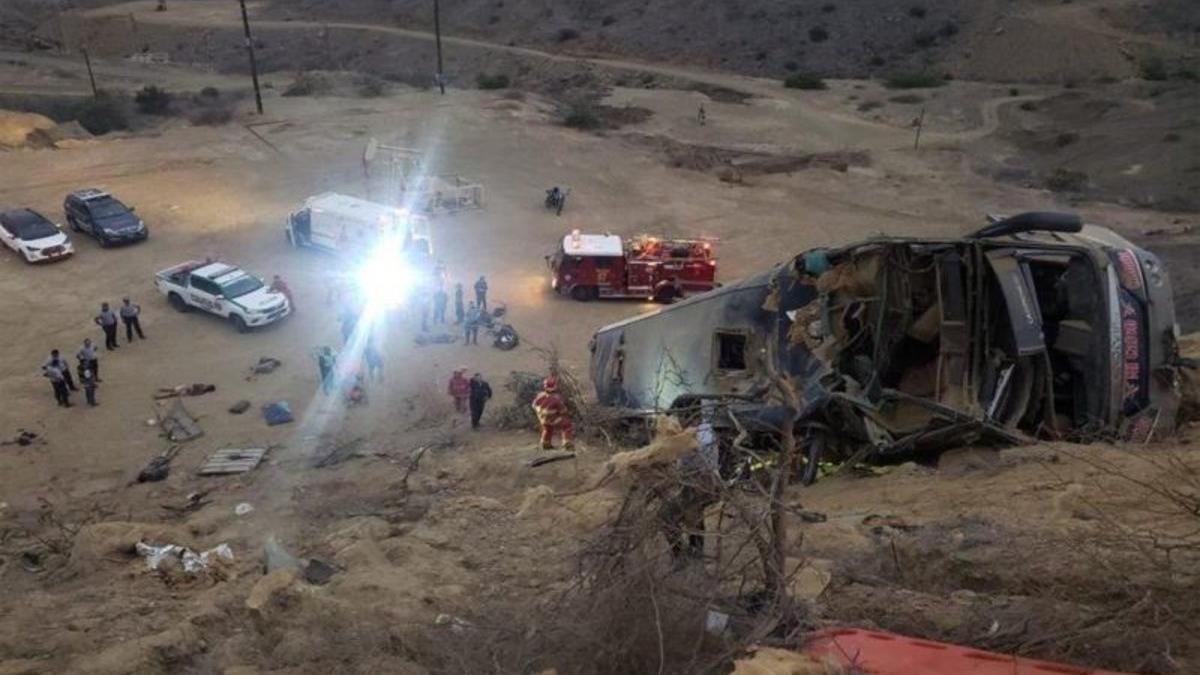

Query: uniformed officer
120 297 146 342
42 362 71 407
43 349 78 392
95 302 119 350
77 338 100 382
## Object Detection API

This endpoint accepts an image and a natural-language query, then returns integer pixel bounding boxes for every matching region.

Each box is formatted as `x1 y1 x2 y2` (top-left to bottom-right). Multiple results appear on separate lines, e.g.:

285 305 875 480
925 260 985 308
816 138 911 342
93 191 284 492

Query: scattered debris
153 383 217 399
313 436 366 468
234 502 254 516
794 509 828 523
862 513 920 534
705 609 730 636
1143 224 1194 237
19 551 44 574
160 491 211 515
302 558 339 585
263 535 301 573
156 399 204 443
261 401 294 426
197 448 268 475
228 400 251 415
137 445 183 483
1 429 39 447
135 540 233 574
528 452 576 468
246 357 283 379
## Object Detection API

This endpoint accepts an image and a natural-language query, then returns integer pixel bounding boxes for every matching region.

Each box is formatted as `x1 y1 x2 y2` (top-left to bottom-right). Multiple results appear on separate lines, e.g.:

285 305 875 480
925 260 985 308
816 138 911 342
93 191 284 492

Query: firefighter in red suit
532 376 574 450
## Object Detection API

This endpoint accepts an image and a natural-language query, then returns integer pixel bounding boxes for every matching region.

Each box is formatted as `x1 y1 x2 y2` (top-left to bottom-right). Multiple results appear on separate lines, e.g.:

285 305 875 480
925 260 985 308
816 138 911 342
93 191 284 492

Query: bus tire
571 285 596 302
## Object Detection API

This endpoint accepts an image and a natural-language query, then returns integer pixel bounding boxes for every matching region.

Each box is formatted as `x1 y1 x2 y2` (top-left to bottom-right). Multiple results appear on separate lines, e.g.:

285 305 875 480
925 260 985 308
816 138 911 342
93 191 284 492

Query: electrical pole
433 0 445 94
81 48 98 99
238 0 264 114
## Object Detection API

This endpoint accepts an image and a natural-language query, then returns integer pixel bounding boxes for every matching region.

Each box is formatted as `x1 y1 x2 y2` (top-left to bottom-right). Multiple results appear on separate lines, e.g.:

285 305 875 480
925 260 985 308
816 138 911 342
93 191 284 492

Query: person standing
474 276 488 311
119 297 146 342
77 338 100 383
80 366 98 407
433 286 448 324
270 275 295 311
43 349 77 392
463 302 480 345
697 102 707 126
316 346 337 395
42 362 71 407
454 283 465 324
363 339 384 382
95 302 119 350
448 368 470 413
469 373 492 430
532 376 575 450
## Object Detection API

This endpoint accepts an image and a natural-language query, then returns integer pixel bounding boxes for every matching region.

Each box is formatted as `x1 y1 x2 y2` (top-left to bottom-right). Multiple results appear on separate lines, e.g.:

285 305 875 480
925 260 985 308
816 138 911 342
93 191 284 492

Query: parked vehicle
548 230 718 302
63 188 148 247
285 192 432 262
590 212 1184 484
0 208 73 263
155 260 291 332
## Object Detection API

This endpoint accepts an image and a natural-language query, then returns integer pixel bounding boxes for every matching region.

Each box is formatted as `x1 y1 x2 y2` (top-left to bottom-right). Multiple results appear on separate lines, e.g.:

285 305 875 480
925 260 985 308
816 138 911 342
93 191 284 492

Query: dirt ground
1 3 1200 673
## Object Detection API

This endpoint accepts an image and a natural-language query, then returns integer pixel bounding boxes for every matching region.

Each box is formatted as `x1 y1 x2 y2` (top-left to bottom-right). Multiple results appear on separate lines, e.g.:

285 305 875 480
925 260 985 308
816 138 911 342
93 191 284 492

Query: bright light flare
356 237 419 311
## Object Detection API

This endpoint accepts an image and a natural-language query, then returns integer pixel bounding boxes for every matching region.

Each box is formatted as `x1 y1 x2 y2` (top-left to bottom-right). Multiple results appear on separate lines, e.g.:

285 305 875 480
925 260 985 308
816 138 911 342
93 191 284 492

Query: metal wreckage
590 212 1184 483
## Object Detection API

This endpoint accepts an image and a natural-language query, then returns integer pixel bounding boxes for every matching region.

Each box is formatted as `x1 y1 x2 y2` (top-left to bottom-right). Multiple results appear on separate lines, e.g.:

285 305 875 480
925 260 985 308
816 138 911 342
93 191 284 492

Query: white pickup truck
155 260 291 332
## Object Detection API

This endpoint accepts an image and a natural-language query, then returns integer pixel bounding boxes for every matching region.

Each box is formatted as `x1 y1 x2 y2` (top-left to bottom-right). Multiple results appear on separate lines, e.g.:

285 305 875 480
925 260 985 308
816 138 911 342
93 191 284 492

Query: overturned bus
589 213 1183 482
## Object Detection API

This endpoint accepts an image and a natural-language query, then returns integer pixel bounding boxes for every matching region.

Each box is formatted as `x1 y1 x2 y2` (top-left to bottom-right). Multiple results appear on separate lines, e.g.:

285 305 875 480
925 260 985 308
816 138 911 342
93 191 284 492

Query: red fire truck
547 230 718 302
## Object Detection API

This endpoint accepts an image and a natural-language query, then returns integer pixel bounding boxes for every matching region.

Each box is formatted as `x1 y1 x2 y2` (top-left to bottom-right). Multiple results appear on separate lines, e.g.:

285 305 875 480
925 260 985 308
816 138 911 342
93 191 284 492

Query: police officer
80 366 98 407
43 349 77 392
468 373 492 430
454 283 465 324
77 338 100 383
42 361 71 407
95 302 119 350
463 302 480 345
120 297 146 342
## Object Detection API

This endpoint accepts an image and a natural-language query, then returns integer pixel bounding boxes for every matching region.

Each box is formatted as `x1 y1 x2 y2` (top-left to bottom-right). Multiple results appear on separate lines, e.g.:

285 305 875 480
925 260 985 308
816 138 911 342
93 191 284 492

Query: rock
0 110 55 147
786 557 832 601
71 623 204 674
516 485 556 518
245 568 298 621
69 521 190 573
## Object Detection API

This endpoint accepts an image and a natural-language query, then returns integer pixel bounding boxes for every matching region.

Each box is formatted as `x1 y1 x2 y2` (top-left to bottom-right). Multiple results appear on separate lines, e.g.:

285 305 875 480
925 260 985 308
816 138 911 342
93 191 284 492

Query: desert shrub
909 5 927 18
939 20 959 37
783 60 799 72
198 86 220 100
913 31 937 48
488 14 500 24
808 26 829 42
857 100 883 112
1008 87 1020 96
783 73 827 90
868 55 886 67
884 71 946 89
1163 132 1182 143
754 50 767 61
75 92 130 135
475 72 510 89
1019 100 1038 111
889 93 923 104
1141 57 1169 81
557 27 580 42
561 100 601 129
1046 168 1088 192
189 104 234 126
1176 67 1199 81
134 85 171 115
601 15 616 26
283 71 330 97
821 3 836 12
357 75 386 97
1054 131 1080 147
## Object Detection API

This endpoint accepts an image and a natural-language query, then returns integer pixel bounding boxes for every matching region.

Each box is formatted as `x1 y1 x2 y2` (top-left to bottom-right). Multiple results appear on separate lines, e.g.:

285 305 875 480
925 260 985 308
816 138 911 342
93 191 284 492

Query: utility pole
238 0 264 114
81 48 98 99
433 0 445 94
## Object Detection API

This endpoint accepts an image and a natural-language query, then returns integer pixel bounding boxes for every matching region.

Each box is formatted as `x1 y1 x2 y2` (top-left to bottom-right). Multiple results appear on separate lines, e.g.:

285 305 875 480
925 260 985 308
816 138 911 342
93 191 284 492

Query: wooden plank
197 448 267 475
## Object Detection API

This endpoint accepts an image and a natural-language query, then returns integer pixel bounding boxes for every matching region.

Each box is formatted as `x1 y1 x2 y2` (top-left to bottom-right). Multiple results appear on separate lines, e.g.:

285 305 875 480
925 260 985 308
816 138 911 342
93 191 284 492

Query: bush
134 85 172 115
808 26 829 42
909 5 927 18
884 71 946 89
1163 132 1182 143
1046 168 1088 192
1008 87 1020 96
783 73 827 90
75 92 130 135
1054 131 1080 147
189 104 234 126
889 93 924 104
1019 100 1038 111
868 55 886 67
1141 57 1169 81
601 15 616 26
857 100 883 112
821 3 836 12
198 86 220 100
282 71 330 97
783 60 799 72
357 75 386 97
475 72 511 90
557 27 580 42
562 100 601 129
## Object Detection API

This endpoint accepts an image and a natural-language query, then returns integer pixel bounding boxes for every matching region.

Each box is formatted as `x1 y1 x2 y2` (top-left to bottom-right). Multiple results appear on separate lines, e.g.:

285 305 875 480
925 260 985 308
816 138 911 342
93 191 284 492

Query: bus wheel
571 285 595 302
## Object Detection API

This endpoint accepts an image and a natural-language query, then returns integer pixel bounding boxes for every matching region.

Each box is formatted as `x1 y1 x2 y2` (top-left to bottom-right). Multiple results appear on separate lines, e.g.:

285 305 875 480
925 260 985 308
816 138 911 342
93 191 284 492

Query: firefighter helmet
543 376 558 392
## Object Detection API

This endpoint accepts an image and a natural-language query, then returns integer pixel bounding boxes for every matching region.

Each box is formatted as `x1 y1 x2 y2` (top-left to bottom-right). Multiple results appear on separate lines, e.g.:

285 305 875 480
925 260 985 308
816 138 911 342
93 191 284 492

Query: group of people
417 270 492 346
42 298 146 408
447 369 493 429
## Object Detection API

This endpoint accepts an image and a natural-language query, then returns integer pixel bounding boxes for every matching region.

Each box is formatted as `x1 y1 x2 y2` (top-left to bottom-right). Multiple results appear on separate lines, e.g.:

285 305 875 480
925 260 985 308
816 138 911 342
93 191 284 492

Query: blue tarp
262 400 294 426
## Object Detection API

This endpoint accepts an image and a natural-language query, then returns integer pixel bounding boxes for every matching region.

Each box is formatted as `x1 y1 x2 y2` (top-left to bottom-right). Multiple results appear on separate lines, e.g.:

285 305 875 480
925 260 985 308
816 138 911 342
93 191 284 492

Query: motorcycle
478 304 519 350
544 187 569 216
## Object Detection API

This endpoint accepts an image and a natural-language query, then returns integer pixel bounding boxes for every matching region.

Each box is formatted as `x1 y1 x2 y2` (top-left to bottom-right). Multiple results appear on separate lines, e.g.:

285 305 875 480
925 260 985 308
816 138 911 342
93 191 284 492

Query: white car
155 260 291 332
0 209 74 263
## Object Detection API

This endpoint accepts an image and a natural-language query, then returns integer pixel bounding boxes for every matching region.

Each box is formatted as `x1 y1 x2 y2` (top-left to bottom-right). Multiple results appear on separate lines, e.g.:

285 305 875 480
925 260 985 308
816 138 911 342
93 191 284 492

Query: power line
237 0 264 114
